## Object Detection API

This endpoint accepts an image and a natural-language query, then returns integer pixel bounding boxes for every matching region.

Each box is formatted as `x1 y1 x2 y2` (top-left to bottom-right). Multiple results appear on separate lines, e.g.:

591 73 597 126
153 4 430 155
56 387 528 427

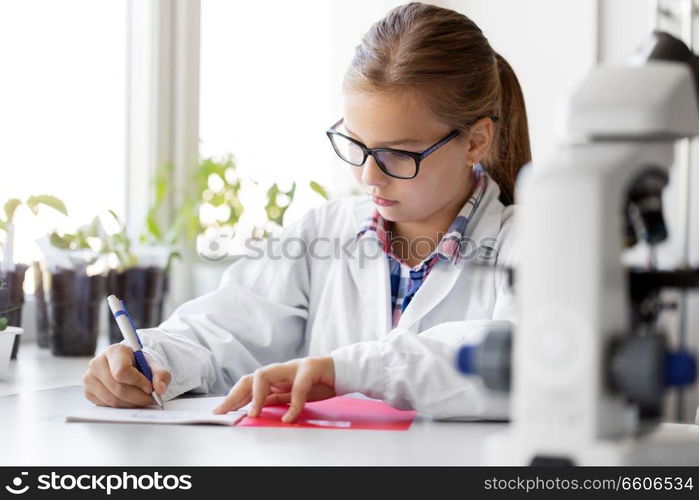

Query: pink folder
236 396 417 431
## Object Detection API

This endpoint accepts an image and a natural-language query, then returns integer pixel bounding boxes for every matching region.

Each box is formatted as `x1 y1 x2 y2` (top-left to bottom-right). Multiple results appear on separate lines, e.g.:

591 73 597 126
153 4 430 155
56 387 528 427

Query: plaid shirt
356 165 487 327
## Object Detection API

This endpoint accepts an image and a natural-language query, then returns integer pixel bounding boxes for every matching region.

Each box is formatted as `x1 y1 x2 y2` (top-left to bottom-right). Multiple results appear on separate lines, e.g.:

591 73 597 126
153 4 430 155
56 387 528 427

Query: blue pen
107 294 165 409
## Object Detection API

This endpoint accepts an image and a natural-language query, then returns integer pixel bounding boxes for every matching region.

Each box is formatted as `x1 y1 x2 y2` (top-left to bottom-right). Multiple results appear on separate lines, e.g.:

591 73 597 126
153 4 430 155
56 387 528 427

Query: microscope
459 32 699 465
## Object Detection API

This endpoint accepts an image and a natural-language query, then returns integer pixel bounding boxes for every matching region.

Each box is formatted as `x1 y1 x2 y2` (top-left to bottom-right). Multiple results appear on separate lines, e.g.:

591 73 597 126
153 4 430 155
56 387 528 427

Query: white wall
437 0 599 166
598 0 651 63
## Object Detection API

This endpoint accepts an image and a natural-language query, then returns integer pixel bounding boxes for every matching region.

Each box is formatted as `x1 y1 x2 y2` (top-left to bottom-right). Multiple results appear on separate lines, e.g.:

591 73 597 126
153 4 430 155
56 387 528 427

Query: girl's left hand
212 356 336 422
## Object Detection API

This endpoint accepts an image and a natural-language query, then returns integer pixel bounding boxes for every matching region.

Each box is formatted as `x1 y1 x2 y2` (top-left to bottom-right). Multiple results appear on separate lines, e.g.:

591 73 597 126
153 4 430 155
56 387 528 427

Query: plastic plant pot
46 268 106 356
32 261 50 348
0 264 28 359
0 326 23 377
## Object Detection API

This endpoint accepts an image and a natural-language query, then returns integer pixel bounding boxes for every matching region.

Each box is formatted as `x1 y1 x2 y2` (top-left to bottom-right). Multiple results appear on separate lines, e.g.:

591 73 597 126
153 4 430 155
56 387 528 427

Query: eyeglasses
325 118 462 179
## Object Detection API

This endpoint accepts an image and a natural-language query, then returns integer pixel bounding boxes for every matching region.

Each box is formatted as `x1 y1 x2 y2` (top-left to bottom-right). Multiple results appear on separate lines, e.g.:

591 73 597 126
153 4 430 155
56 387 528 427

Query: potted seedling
251 180 331 239
187 153 244 255
0 195 67 358
188 155 302 291
188 153 331 295
182 154 248 295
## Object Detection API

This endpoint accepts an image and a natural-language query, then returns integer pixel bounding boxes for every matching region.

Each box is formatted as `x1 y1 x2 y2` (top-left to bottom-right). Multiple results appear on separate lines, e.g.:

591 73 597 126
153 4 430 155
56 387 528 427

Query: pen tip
152 391 165 410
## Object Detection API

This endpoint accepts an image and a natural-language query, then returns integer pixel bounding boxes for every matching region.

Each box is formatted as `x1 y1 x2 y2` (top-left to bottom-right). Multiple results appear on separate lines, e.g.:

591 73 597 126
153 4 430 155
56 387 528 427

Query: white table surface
0 342 507 466
3 343 699 466
0 385 511 466
0 343 98 397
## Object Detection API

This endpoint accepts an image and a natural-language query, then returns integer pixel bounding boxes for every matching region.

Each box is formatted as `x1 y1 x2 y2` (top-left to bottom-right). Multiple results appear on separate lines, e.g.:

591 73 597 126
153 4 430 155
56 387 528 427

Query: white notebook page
66 396 249 426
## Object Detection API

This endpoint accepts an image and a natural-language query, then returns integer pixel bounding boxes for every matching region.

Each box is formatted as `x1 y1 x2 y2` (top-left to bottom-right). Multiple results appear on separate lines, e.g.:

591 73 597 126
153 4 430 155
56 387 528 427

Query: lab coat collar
394 173 507 331
345 170 508 334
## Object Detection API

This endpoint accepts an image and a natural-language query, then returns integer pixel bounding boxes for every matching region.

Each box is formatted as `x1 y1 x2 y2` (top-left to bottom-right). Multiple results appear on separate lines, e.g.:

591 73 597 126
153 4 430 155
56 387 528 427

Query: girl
83 2 531 422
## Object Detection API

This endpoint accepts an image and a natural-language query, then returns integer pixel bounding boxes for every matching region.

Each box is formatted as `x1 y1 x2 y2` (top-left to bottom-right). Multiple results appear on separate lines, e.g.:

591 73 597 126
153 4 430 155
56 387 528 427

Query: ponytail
486 52 532 205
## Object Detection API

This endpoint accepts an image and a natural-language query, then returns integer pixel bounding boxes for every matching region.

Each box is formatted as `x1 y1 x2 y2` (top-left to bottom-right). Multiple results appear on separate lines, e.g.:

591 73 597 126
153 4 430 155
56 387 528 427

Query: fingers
212 375 253 414
83 386 107 407
82 344 159 408
247 364 302 417
212 357 335 420
263 385 335 406
151 366 172 395
283 363 314 423
105 345 152 394
249 369 271 417
213 364 292 416
264 392 291 405
91 356 155 407
83 372 137 408
85 392 106 407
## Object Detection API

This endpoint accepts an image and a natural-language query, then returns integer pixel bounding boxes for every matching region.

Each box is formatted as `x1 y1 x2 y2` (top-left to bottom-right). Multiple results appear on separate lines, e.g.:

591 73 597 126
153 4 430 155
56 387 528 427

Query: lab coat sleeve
330 210 517 420
330 320 512 420
130 211 316 402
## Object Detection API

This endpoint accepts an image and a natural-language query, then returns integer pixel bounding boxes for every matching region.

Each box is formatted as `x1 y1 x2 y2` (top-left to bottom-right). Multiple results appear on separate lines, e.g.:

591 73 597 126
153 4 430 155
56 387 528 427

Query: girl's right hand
82 343 172 408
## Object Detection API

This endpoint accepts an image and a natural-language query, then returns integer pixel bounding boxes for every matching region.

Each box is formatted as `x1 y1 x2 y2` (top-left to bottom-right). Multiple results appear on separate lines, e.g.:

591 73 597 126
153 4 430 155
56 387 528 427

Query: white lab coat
135 172 516 420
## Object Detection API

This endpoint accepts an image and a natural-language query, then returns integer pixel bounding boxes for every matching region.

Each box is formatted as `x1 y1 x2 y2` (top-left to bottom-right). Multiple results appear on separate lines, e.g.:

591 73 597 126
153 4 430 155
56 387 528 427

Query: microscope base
483 423 699 465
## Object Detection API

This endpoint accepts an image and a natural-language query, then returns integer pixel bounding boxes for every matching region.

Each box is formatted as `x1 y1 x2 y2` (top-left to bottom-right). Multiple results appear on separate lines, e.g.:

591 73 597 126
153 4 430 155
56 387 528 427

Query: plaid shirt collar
355 164 487 266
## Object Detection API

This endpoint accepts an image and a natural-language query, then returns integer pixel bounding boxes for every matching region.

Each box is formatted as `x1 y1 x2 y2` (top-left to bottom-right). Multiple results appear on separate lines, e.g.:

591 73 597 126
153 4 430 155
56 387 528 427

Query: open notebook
66 396 247 426
66 395 417 430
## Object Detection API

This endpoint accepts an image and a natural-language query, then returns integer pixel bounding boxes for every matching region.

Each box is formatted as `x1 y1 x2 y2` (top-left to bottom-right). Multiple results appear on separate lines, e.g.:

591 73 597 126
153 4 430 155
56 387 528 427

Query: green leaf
112 231 131 253
49 232 73 249
74 230 90 249
165 215 184 245
153 163 172 205
165 250 181 272
0 317 7 331
310 181 329 200
266 183 279 200
145 210 162 241
114 249 138 270
107 209 124 231
84 216 101 238
4 199 22 223
264 182 296 227
26 195 68 216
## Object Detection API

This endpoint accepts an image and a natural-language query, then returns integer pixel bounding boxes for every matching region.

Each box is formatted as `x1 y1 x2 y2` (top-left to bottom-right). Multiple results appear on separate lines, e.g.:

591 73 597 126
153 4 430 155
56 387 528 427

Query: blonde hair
343 2 531 205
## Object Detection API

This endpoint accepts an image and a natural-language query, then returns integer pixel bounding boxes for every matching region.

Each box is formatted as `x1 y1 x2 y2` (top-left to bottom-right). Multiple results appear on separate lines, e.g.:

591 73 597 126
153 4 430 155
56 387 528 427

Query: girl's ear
464 117 494 166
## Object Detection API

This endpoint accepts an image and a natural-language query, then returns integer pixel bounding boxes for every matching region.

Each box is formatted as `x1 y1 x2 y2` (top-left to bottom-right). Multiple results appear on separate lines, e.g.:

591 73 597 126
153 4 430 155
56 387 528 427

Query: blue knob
664 351 697 387
457 345 477 375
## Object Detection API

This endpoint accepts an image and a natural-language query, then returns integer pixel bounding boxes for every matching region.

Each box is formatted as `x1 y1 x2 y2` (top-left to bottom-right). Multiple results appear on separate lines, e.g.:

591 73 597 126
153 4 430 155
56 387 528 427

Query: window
0 0 127 264
199 0 340 233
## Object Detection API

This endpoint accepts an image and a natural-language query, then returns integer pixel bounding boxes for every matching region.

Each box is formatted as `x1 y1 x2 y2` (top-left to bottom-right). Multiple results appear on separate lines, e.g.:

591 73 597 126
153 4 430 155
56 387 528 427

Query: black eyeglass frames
325 118 460 179
325 116 498 179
